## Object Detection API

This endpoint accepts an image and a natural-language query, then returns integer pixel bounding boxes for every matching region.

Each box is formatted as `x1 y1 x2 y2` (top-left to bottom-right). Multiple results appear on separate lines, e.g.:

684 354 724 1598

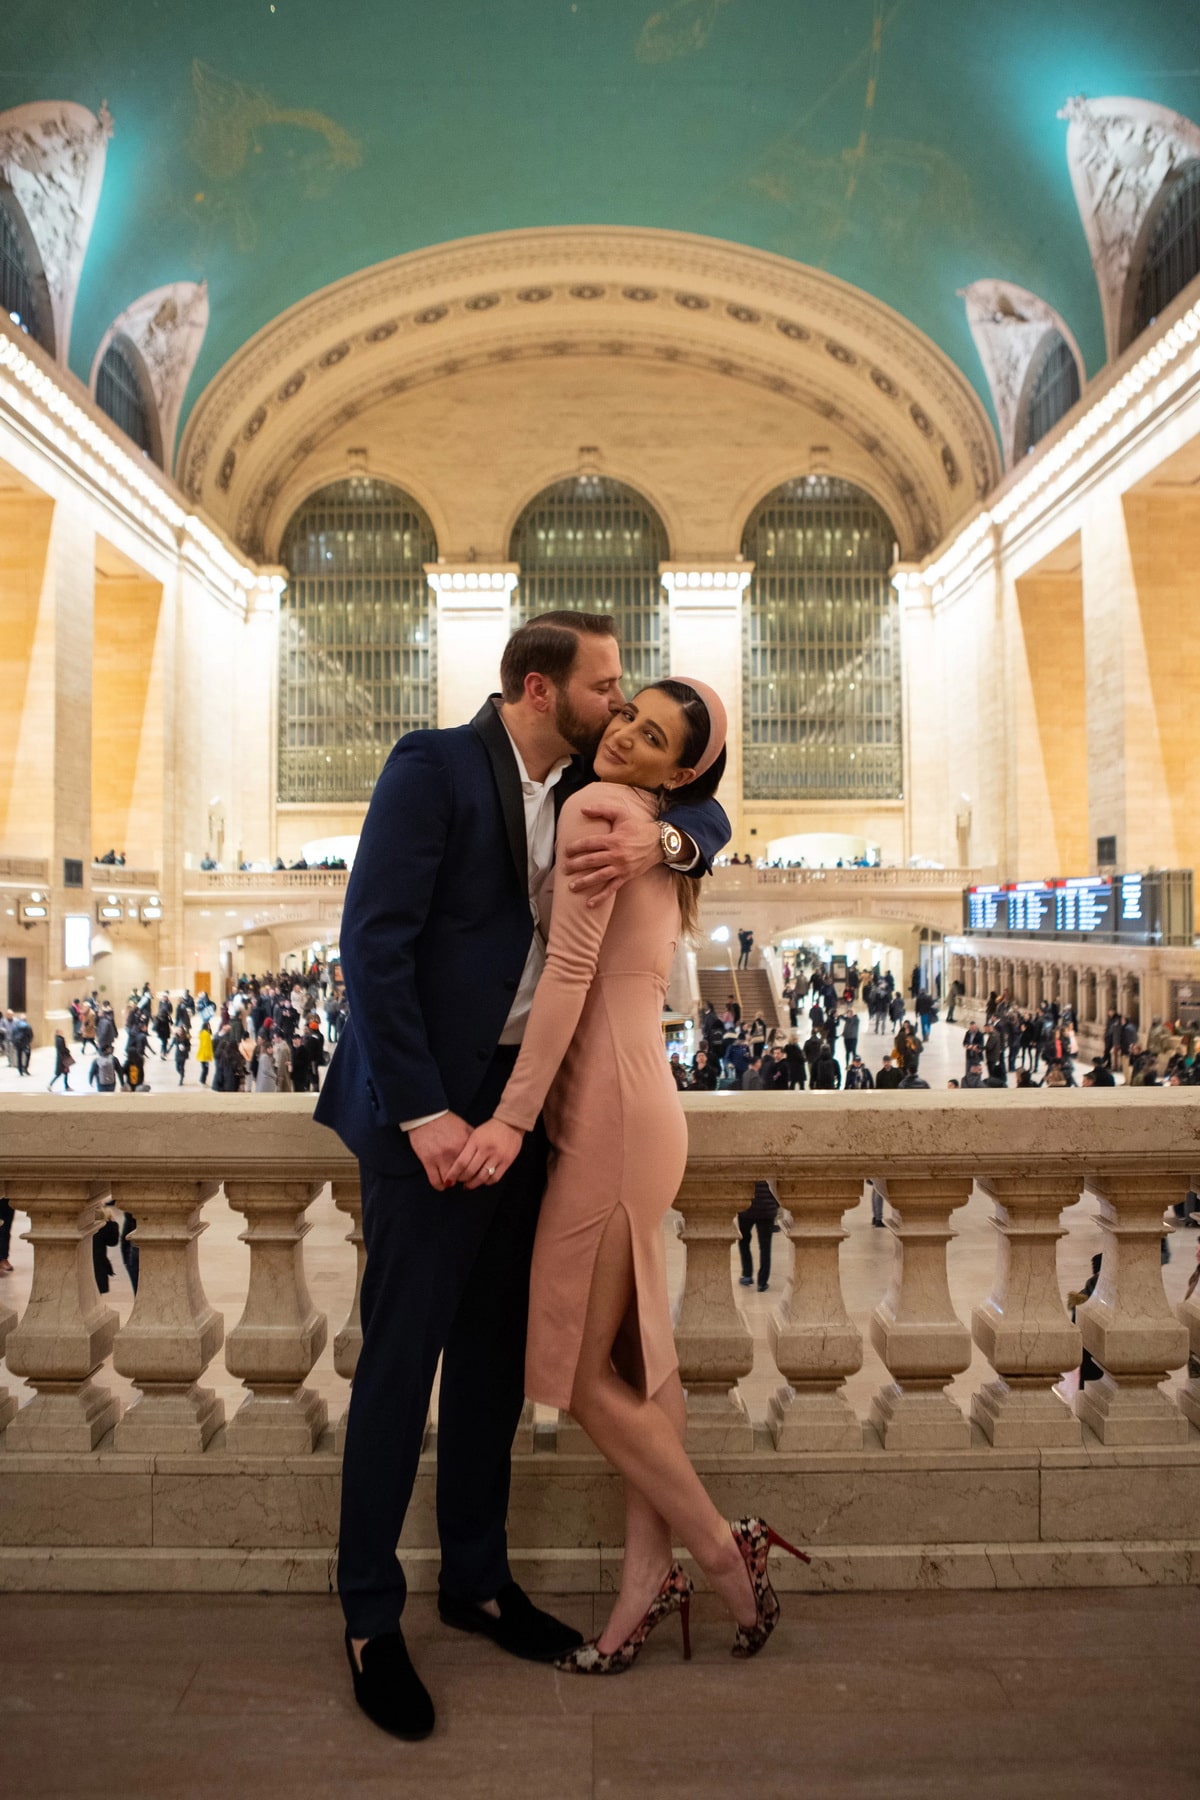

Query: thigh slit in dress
494 785 689 1409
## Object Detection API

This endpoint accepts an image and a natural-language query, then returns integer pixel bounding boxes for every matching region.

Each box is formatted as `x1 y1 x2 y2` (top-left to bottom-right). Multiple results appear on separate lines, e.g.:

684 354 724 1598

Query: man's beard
554 687 608 760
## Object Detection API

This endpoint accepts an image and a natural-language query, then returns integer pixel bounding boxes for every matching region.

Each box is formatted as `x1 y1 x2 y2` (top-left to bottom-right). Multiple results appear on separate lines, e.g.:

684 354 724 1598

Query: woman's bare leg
597 1320 685 1652
571 1208 755 1638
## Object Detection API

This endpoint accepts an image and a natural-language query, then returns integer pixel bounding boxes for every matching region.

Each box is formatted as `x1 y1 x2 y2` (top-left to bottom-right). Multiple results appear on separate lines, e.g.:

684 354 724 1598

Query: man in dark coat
314 613 729 1739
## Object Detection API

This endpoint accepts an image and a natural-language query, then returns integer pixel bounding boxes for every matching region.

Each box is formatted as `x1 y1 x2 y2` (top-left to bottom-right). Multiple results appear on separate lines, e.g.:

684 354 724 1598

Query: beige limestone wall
0 489 54 858
1012 555 1088 879
91 565 164 868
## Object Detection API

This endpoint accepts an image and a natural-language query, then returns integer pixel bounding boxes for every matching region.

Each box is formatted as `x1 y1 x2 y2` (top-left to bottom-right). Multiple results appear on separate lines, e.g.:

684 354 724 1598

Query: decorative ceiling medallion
909 403 934 438
277 371 306 402
380 375 410 396
365 320 398 342
569 284 605 299
674 292 709 310
318 342 351 368
941 447 961 487
217 448 236 491
516 286 552 301
413 306 448 324
870 368 898 397
776 319 810 341
464 293 500 310
825 340 856 365
622 286 657 301
243 405 267 441
726 304 760 324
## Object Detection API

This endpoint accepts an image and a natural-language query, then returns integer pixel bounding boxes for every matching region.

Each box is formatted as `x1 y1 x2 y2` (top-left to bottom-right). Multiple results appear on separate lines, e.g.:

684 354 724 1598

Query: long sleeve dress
494 783 688 1410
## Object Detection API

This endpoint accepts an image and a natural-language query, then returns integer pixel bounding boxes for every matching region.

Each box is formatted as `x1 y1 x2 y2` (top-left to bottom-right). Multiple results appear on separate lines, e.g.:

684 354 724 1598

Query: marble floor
1 1021 1196 1425
4 1587 1199 1799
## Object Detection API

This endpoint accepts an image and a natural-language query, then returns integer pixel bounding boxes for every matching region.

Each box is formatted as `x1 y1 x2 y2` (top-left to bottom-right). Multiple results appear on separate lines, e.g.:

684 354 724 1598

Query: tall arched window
0 187 52 354
1019 332 1081 457
1130 160 1200 344
96 336 159 462
742 476 901 800
278 477 437 803
510 475 668 693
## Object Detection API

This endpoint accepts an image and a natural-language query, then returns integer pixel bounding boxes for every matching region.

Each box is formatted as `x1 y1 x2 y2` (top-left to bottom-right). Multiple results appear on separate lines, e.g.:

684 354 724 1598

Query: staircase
697 963 782 1027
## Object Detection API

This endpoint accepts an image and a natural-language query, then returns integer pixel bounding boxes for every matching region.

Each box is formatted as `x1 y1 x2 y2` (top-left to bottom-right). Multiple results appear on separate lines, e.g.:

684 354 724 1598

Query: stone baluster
0 1290 18 1431
869 1171 973 1448
1074 1166 1189 1444
768 1171 864 1450
3 1181 121 1451
672 1164 755 1451
331 1177 363 1452
1179 1206 1200 1430
109 1179 224 1452
223 1181 328 1453
971 1173 1083 1446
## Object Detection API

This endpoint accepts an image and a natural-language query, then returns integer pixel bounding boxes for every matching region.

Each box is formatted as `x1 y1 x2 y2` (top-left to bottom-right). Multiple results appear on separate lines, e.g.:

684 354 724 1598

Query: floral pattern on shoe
729 1515 810 1659
555 1562 693 1674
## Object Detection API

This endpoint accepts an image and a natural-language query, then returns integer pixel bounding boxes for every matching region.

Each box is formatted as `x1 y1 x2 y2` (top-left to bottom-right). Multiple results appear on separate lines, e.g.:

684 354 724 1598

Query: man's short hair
500 610 617 703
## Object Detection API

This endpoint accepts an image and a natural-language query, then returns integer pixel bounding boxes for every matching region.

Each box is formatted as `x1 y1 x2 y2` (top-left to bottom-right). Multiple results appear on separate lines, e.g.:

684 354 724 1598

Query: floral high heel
728 1516 811 1658
555 1562 694 1674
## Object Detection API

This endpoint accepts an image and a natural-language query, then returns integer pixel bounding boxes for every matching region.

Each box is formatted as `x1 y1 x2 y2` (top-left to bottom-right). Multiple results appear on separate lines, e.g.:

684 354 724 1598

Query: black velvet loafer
438 1580 584 1663
345 1628 435 1740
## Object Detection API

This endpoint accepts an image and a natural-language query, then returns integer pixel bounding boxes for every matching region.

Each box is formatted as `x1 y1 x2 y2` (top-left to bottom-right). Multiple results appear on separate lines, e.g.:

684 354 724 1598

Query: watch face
662 826 683 857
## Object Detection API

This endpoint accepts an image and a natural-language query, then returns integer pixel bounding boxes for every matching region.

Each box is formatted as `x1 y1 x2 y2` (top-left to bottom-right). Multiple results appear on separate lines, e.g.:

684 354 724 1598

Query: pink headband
670 676 728 779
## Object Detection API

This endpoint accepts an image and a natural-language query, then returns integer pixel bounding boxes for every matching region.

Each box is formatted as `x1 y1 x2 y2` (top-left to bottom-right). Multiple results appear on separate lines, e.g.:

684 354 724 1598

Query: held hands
446 1118 525 1190
408 1112 473 1191
561 799 661 908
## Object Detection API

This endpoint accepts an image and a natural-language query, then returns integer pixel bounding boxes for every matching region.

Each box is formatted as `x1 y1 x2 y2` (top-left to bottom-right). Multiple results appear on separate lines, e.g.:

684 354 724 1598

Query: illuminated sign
63 914 91 968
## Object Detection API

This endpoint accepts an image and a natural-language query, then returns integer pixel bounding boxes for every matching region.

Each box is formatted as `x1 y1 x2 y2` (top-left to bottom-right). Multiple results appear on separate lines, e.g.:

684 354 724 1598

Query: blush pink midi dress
493 784 688 1410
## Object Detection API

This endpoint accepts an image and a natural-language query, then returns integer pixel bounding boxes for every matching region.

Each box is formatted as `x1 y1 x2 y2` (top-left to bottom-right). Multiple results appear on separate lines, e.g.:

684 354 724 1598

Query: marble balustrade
0 1091 1196 1459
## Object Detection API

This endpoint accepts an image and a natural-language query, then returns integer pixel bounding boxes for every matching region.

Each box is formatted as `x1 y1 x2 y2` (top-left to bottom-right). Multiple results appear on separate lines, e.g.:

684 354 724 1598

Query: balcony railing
185 869 350 893
0 857 49 884
0 1092 1196 1593
711 865 980 889
91 865 160 891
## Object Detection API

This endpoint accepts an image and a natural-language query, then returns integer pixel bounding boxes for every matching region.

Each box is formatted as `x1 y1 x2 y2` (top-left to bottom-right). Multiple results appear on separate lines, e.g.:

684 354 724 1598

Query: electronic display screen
959 870 1190 944
1054 877 1113 935
964 885 1005 931
1006 882 1055 935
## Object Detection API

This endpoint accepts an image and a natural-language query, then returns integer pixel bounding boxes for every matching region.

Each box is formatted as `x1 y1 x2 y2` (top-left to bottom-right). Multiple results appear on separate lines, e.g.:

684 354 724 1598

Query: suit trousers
337 1046 548 1639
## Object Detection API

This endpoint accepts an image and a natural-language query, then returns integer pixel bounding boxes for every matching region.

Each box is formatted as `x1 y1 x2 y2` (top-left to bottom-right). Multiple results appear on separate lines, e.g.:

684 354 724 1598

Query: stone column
3 1181 121 1451
768 1172 864 1449
971 1173 1083 1446
1178 1228 1200 1431
1074 1167 1190 1443
331 1177 364 1452
672 1165 755 1451
426 567 517 729
660 566 752 851
0 1290 18 1431
869 1172 973 1448
223 1181 328 1453
109 1179 224 1452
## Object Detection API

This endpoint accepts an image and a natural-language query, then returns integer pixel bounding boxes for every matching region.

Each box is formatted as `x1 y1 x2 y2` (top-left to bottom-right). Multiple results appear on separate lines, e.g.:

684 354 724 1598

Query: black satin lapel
470 696 527 883
554 755 593 819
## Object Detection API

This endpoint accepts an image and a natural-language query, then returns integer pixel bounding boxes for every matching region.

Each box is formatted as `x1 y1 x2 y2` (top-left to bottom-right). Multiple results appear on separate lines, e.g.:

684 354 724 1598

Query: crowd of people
197 852 349 872
964 991 1200 1089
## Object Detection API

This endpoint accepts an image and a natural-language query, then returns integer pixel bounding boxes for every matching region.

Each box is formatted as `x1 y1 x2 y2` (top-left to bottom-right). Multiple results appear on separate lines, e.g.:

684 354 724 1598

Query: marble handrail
0 1092 1195 1456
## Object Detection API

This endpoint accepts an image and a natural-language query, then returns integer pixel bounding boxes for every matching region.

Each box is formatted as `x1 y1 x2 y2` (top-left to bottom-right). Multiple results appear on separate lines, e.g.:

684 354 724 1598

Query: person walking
737 1179 780 1293
196 1018 213 1086
11 1014 33 1076
172 1022 191 1087
314 614 730 1739
48 1032 74 1092
736 927 753 970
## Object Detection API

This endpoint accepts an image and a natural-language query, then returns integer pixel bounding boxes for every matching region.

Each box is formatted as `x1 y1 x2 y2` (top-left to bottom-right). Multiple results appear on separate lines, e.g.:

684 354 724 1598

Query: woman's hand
446 1118 524 1190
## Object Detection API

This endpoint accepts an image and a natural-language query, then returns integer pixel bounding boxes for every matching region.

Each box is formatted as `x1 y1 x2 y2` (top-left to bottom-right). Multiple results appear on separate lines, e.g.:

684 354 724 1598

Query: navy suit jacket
314 697 730 1174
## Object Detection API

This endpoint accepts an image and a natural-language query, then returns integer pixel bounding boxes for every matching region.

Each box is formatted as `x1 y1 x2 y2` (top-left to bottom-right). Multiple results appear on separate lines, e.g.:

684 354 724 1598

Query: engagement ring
487 1165 497 1175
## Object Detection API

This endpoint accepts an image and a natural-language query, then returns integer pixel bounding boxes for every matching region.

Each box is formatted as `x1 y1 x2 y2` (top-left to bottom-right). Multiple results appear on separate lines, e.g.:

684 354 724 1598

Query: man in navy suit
315 611 729 1739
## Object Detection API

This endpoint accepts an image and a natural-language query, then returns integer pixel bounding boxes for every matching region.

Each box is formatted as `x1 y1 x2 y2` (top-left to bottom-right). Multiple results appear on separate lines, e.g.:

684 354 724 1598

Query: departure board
1054 877 1113 935
1006 882 1054 935
960 870 1192 946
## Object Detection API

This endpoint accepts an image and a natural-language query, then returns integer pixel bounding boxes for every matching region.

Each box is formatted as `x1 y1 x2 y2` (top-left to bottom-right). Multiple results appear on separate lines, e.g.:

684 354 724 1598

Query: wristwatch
660 822 684 863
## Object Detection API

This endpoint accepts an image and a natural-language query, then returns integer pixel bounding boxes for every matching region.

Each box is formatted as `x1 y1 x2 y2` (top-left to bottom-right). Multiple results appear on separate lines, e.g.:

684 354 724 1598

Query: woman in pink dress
451 678 806 1672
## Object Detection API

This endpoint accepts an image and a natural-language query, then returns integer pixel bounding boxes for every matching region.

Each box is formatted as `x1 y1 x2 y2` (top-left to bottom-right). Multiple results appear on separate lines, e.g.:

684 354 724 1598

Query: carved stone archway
178 226 1000 562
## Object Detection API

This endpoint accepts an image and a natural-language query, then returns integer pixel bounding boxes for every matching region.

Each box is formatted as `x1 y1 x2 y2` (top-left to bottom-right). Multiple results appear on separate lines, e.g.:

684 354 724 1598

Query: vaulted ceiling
3 0 1198 435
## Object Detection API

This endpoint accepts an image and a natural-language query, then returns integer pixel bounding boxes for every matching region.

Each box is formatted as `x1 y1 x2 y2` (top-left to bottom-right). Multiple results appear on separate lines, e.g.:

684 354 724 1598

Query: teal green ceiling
5 0 1200 432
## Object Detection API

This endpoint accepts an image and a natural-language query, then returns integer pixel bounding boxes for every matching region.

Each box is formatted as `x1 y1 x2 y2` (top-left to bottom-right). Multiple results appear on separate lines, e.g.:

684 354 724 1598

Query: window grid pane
0 194 43 346
1134 160 1200 340
742 476 901 801
278 478 437 803
1023 333 1081 455
510 476 668 693
96 339 155 458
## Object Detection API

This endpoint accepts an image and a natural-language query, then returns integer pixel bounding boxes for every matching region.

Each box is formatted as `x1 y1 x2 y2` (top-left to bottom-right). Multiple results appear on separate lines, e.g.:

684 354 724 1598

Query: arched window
95 336 159 462
278 478 437 803
510 475 668 693
1130 160 1200 344
1019 332 1081 457
0 187 52 354
742 476 900 800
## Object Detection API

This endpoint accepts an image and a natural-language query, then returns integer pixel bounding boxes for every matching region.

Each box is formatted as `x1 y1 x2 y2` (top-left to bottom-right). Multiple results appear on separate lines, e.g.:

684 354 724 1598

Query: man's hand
446 1118 525 1189
408 1112 472 1191
561 798 661 908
